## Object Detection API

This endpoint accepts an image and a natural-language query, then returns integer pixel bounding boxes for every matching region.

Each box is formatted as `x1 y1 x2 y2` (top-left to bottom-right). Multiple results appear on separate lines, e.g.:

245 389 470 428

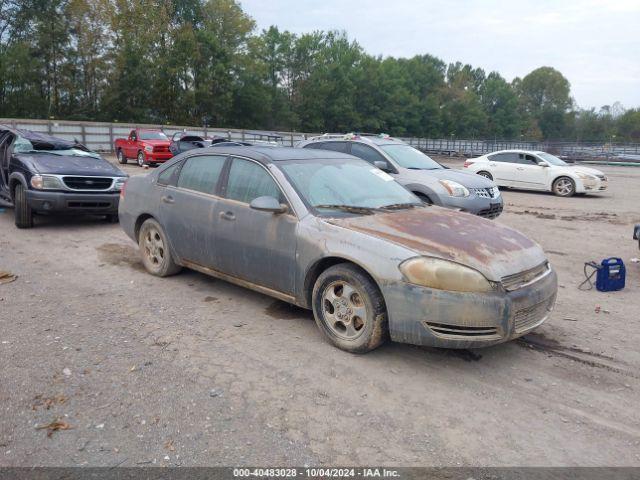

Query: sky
239 0 640 110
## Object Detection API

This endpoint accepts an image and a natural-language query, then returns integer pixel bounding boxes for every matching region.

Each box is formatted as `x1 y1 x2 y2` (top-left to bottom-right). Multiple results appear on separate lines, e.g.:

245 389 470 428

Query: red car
115 129 173 167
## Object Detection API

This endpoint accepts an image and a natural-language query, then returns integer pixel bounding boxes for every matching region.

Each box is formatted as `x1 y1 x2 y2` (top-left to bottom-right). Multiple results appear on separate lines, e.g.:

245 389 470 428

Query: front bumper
383 268 557 348
26 190 120 215
577 177 607 193
145 152 173 163
433 192 504 219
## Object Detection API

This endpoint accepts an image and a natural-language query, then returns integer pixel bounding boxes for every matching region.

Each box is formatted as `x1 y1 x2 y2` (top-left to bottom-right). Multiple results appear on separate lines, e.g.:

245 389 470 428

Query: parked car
115 129 173 167
119 146 556 353
464 149 608 197
634 224 640 249
0 125 127 228
169 132 229 156
297 133 503 219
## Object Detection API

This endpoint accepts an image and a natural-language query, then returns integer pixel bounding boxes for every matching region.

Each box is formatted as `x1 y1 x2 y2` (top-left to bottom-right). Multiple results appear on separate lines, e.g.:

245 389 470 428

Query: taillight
463 160 473 168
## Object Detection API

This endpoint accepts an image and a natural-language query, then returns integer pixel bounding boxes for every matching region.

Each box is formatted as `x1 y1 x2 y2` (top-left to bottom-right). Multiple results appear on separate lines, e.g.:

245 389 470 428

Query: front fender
8 171 28 199
403 183 444 205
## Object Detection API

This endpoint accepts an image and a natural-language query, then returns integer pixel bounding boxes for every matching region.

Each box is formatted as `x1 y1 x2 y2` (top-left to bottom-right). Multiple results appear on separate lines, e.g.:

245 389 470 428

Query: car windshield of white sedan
13 136 100 158
280 159 420 213
538 152 567 166
379 144 443 170
139 131 168 140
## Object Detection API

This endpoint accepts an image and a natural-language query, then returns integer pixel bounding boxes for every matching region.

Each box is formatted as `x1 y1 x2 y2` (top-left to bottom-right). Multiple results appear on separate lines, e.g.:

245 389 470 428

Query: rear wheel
477 171 493 180
138 218 181 277
117 149 127 164
312 263 388 353
13 183 33 229
137 151 146 167
552 176 575 197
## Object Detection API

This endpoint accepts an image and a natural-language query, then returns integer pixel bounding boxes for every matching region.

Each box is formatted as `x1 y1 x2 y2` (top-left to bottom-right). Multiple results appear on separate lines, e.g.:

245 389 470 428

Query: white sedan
463 150 607 197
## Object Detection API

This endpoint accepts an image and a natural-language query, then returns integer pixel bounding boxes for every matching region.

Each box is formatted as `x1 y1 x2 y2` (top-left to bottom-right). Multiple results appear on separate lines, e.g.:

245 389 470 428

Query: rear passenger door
159 154 228 267
486 152 518 187
213 157 298 295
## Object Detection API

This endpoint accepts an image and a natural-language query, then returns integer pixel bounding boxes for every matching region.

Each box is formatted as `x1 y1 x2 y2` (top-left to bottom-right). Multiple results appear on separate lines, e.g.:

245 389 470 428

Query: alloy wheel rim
143 227 165 267
555 179 573 196
321 281 367 340
138 153 144 166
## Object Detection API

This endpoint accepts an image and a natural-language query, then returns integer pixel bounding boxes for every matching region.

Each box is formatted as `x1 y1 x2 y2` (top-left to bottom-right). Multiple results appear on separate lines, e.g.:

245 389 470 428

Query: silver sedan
119 146 557 353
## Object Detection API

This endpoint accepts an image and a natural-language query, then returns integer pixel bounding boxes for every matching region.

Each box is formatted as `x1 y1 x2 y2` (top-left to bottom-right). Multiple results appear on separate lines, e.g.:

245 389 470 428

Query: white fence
2 118 639 161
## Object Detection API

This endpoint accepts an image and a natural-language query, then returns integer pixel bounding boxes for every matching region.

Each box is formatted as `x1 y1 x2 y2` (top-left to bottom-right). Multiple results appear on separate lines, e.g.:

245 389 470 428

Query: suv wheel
138 218 181 276
14 183 34 228
312 263 388 353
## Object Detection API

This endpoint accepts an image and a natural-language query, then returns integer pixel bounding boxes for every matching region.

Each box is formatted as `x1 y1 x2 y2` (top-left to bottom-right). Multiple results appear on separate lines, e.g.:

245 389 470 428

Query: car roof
489 149 545 155
200 145 356 164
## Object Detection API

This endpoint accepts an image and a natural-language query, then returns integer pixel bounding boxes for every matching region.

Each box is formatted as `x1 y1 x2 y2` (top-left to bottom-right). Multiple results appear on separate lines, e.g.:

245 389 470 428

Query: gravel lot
1 155 639 467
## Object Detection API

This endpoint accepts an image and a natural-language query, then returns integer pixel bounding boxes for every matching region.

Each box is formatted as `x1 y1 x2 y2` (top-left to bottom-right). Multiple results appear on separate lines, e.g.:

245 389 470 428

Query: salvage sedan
119 147 557 352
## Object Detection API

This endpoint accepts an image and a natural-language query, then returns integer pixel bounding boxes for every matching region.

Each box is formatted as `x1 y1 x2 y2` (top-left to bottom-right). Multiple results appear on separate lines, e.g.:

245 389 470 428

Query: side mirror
374 160 390 172
537 160 549 167
249 196 288 214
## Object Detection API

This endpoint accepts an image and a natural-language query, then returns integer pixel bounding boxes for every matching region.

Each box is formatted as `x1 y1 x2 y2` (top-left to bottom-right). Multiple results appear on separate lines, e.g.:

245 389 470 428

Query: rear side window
304 141 348 152
225 158 282 204
177 155 226 194
350 143 388 165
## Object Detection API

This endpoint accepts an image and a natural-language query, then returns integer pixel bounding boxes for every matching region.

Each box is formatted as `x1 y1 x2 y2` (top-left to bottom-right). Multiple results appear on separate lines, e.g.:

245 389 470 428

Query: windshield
139 131 168 140
279 159 419 213
13 136 100 158
379 144 443 170
538 152 567 166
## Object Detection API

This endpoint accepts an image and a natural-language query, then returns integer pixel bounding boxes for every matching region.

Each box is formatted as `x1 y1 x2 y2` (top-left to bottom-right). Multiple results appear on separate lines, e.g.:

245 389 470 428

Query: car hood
399 168 495 188
326 206 546 281
17 153 126 176
141 139 170 146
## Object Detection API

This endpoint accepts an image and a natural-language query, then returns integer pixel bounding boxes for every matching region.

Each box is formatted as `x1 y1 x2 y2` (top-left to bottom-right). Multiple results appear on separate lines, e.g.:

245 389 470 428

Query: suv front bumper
26 190 120 215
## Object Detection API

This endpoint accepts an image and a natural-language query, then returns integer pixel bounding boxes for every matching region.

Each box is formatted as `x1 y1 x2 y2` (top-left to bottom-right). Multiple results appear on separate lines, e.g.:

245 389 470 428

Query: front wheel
14 183 33 228
117 149 127 164
312 263 388 353
138 218 181 277
552 176 575 197
137 151 146 167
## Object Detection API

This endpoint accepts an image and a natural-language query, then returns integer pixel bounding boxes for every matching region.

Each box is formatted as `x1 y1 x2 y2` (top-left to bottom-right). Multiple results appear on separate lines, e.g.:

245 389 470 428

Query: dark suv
0 126 127 228
297 133 503 219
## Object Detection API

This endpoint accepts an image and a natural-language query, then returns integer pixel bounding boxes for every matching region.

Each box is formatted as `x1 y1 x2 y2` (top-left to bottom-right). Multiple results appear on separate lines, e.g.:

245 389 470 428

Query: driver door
212 157 298 295
511 153 549 189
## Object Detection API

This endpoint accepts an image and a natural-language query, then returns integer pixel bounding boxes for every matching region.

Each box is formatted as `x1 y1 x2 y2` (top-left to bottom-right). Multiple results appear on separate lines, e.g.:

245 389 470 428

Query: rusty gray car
119 146 557 353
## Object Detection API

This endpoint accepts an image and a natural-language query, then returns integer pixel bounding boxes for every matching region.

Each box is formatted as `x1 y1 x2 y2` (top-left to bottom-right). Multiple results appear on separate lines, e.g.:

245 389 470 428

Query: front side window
350 143 387 166
280 158 419 212
538 152 568 166
177 155 226 194
226 158 282 203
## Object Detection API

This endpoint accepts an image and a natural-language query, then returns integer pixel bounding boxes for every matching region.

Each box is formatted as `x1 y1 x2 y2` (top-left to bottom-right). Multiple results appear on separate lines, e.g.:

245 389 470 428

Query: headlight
144 145 153 153
30 175 64 190
114 178 127 191
439 179 470 197
399 257 494 293
576 172 596 181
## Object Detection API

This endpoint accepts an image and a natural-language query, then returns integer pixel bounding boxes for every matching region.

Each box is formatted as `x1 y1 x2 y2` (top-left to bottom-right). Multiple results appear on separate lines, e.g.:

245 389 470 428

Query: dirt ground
1 154 639 467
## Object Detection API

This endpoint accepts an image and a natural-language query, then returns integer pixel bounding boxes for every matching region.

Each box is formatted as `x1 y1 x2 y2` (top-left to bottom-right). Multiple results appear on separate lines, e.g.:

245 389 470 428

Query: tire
137 151 146 167
477 171 493 180
13 183 34 229
312 263 388 353
138 218 181 277
552 176 575 197
414 192 433 205
117 149 127 164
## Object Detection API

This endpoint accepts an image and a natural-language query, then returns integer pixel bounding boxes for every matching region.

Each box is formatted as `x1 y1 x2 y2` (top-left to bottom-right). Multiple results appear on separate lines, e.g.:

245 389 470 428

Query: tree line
1 0 639 142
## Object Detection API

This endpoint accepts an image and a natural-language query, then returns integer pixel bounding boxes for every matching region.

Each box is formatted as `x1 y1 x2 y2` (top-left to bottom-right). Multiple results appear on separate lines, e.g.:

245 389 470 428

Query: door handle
161 195 175 204
517 167 524 171
220 211 235 221
489 163 496 166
